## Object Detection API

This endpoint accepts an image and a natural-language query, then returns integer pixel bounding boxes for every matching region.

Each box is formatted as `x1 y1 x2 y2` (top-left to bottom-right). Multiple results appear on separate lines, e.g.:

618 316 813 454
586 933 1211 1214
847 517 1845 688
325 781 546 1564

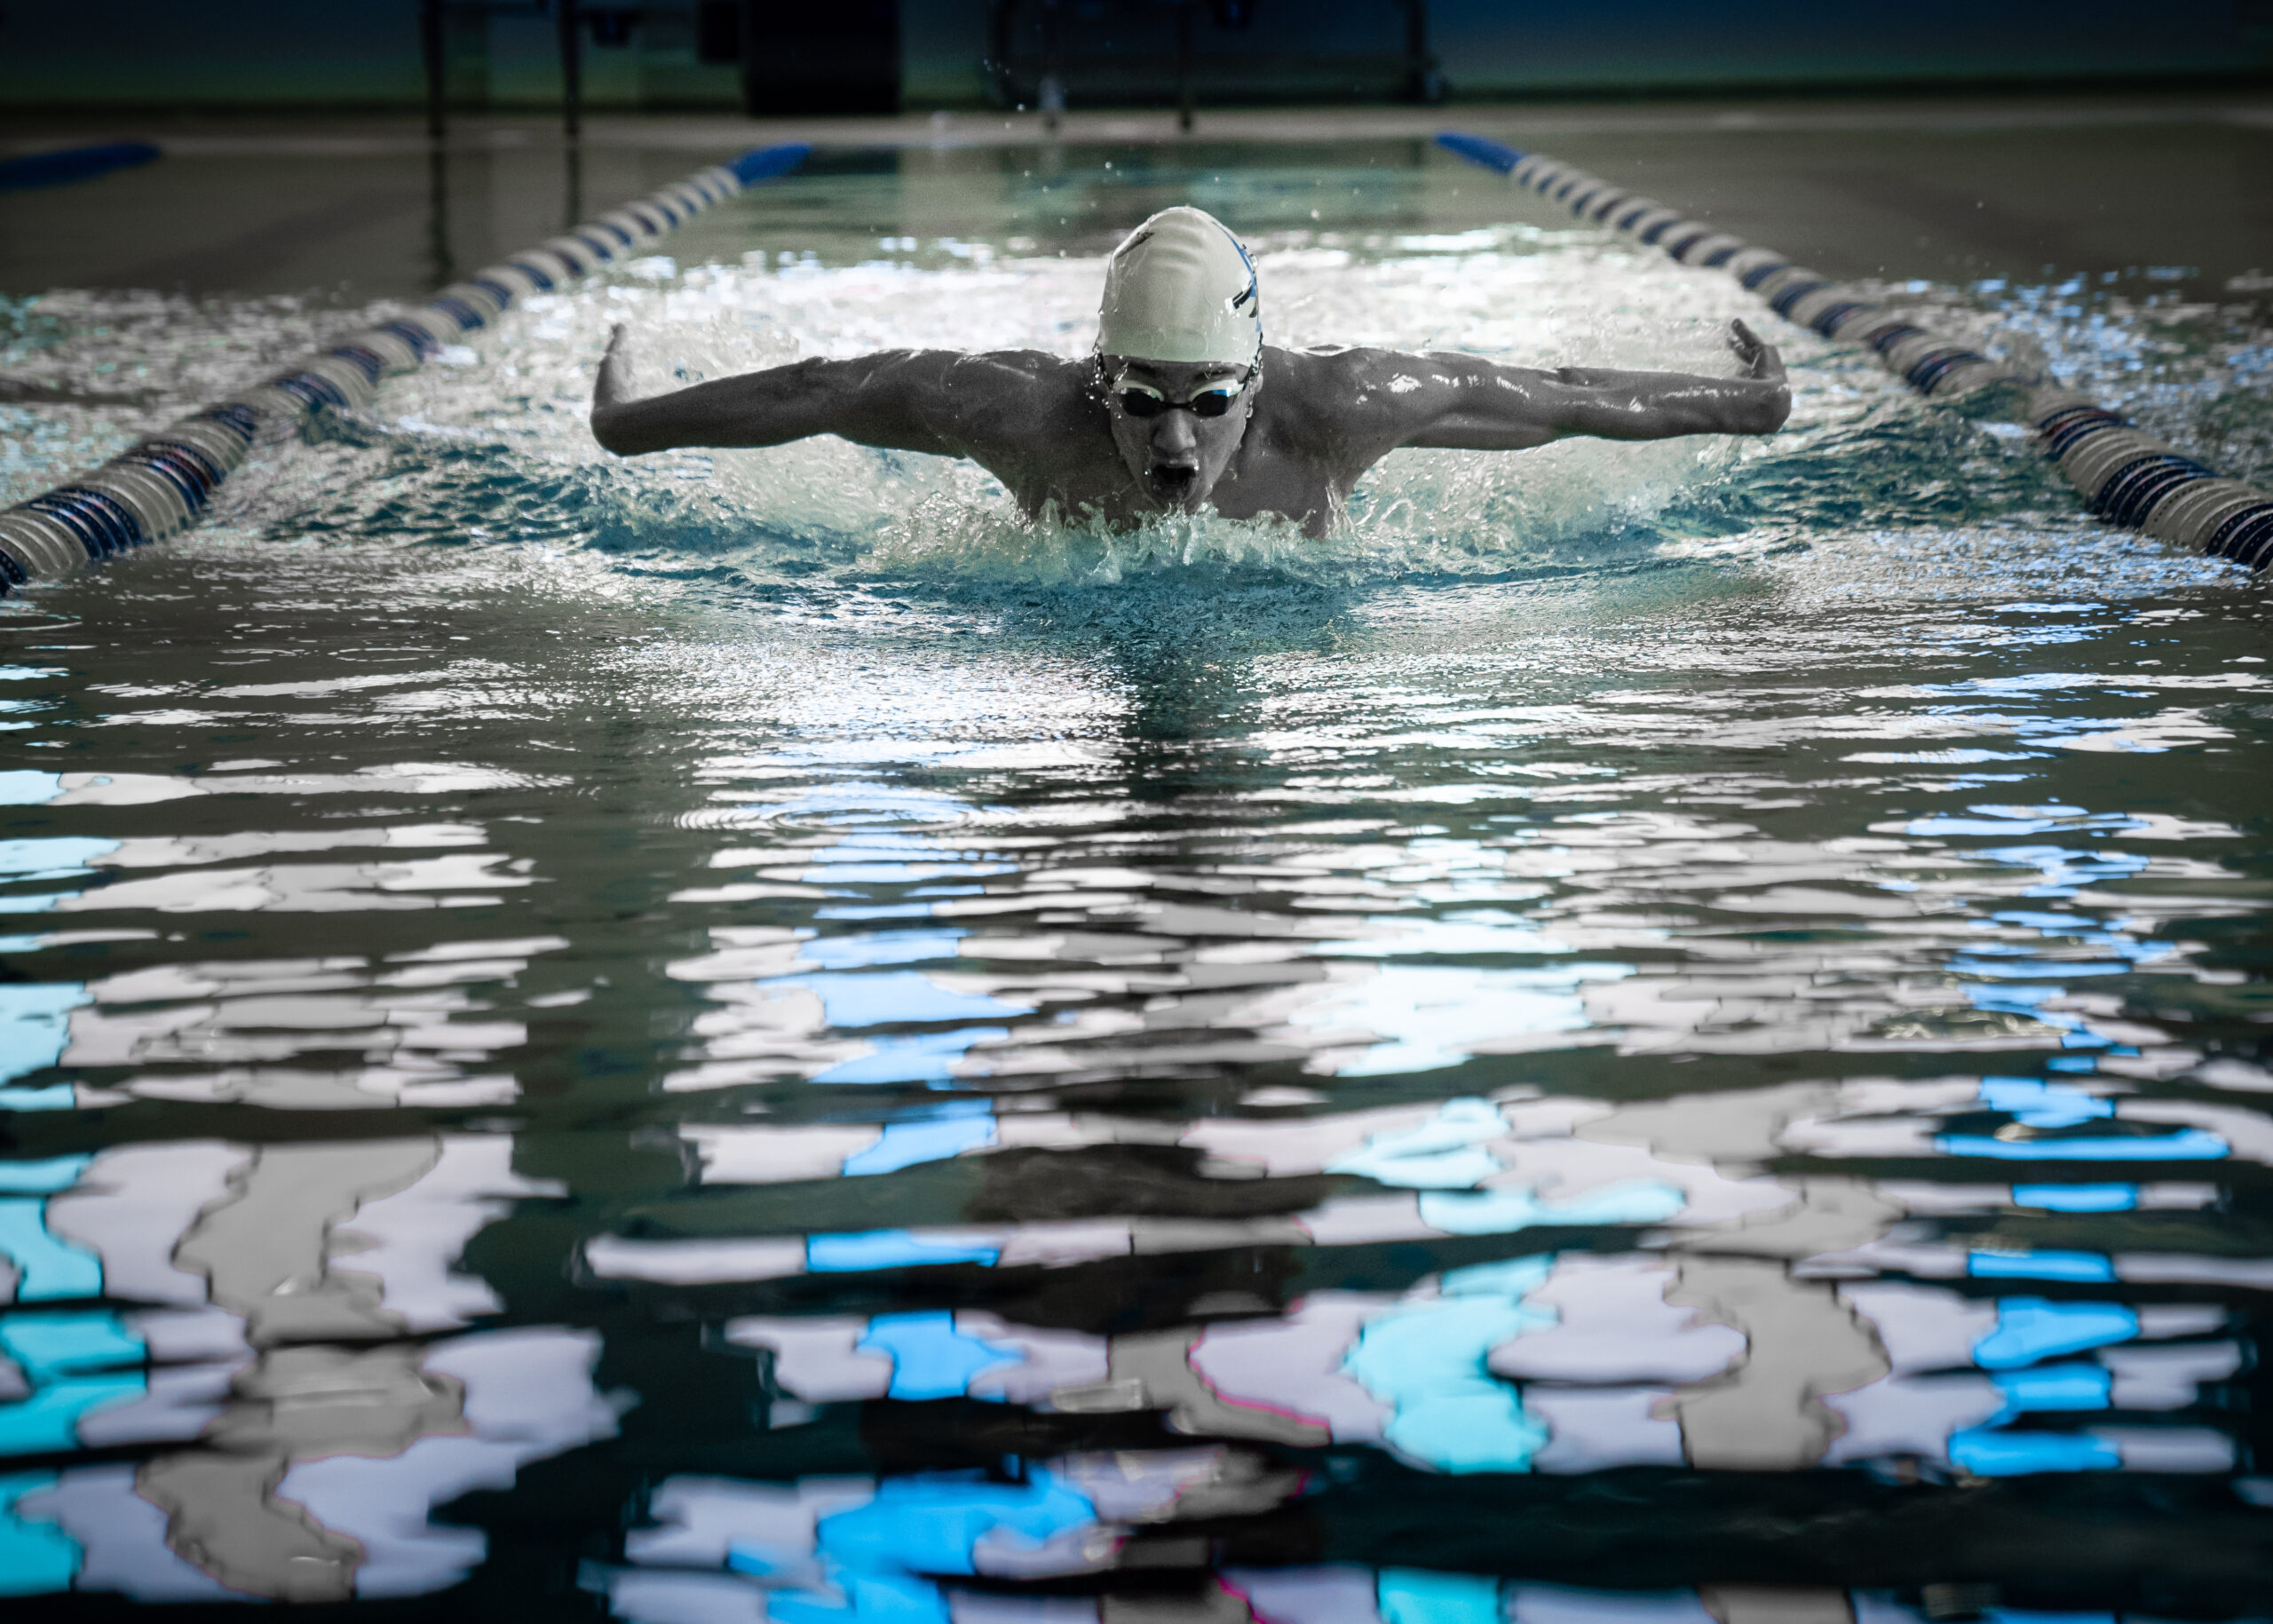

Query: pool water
1 140 2270 1620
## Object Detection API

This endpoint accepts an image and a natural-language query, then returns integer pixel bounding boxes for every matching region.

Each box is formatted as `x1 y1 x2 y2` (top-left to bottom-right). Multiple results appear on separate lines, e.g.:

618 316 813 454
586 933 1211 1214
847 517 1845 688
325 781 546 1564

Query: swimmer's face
1099 356 1258 511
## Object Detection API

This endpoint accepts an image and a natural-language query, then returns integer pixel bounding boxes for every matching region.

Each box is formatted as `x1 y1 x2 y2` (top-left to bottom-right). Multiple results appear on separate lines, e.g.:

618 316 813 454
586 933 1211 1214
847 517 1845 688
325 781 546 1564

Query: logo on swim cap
1096 206 1263 367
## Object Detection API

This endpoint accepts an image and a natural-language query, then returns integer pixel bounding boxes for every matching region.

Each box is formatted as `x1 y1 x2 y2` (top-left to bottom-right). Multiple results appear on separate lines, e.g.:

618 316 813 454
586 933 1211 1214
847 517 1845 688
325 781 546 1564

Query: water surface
1 142 2270 1620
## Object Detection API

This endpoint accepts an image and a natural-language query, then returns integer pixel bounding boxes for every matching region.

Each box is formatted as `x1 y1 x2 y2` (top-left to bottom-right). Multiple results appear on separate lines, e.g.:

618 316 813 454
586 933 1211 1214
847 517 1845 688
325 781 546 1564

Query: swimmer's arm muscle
1378 321 1789 449
590 330 982 457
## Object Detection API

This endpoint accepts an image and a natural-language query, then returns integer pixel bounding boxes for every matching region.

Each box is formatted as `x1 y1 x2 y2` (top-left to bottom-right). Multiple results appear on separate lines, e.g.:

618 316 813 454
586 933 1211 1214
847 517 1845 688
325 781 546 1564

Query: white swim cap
1096 206 1261 367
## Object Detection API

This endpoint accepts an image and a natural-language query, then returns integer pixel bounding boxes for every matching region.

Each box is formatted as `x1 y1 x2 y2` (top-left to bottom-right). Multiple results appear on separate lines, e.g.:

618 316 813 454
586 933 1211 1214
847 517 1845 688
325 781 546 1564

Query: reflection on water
1 144 2270 1616
1 1137 613 1601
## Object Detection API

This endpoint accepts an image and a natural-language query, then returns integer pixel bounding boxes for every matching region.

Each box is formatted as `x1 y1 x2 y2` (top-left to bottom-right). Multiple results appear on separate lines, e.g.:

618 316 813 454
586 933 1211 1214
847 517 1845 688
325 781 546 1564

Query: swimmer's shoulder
891 350 1093 453
935 349 1094 416
1278 343 1445 388
1259 344 1423 445
938 348 1089 387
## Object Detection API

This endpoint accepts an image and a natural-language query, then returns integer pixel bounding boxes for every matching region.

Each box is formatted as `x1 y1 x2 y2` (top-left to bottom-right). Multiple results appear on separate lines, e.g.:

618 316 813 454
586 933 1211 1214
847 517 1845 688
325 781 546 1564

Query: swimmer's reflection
1105 588 1348 755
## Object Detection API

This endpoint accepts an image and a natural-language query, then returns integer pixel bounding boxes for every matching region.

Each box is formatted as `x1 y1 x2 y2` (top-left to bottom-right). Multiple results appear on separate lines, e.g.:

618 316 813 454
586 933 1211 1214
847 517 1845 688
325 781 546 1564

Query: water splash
30 214 2248 601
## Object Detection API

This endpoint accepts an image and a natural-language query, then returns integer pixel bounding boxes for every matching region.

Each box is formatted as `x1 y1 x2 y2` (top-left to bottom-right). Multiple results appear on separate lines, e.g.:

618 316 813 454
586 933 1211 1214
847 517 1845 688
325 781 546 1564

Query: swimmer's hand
1727 319 1785 385
593 323 637 418
591 322 677 456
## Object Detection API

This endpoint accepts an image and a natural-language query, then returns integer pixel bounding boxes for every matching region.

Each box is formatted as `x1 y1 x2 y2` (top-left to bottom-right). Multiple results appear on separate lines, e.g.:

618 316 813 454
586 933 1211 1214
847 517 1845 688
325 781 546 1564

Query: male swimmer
590 205 1788 536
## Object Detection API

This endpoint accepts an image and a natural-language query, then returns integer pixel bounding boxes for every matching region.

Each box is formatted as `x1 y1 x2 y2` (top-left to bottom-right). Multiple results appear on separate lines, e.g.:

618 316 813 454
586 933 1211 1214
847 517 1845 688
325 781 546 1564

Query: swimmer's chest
987 393 1341 532
1209 416 1347 533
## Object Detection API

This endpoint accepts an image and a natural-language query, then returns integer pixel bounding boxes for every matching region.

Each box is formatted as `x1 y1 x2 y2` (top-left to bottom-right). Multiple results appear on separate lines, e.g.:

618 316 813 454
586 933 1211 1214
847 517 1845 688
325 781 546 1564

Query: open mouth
1145 463 1200 503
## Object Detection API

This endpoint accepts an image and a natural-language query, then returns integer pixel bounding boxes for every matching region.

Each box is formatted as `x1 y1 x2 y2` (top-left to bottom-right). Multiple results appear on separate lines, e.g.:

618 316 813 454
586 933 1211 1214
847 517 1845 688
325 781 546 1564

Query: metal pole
986 0 1017 109
558 0 582 139
1176 0 1194 133
1039 0 1064 132
738 0 762 116
421 0 447 141
426 142 454 289
1401 0 1440 106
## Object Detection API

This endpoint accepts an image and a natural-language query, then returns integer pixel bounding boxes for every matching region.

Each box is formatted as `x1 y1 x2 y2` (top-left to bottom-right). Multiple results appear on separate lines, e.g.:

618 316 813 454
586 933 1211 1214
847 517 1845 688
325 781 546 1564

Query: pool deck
2 93 2269 301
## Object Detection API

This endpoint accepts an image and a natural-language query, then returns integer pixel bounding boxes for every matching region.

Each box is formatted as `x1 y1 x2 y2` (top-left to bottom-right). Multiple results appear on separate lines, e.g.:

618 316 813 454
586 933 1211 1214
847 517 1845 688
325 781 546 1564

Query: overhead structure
1438 132 2273 573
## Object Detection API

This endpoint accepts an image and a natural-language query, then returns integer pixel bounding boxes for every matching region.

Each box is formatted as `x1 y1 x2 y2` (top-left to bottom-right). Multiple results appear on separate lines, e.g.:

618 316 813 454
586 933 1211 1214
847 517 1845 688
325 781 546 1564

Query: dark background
0 1 2269 117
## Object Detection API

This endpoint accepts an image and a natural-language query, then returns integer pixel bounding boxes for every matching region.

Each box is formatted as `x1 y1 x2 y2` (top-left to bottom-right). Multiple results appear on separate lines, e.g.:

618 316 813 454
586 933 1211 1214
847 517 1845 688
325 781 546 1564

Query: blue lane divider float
0 142 811 594
1437 131 2273 573
0 142 162 194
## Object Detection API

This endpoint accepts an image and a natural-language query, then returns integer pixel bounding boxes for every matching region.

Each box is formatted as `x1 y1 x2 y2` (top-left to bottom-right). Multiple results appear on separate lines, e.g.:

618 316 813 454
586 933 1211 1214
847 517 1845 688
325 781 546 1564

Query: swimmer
590 204 1788 535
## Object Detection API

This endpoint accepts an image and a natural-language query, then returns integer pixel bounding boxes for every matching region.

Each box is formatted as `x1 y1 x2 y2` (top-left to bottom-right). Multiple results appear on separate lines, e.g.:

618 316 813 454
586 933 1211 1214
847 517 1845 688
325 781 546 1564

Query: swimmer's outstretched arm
589 326 1018 458
1350 320 1789 452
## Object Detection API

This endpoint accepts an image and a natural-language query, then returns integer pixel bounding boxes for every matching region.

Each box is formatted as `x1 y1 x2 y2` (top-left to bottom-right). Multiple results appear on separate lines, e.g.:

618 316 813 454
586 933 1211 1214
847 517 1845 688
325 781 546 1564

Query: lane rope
1437 131 2273 573
0 142 810 596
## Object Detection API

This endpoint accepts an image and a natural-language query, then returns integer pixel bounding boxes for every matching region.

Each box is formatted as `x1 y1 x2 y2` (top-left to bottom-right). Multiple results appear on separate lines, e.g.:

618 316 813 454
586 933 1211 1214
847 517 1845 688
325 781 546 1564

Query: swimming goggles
1103 365 1256 419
